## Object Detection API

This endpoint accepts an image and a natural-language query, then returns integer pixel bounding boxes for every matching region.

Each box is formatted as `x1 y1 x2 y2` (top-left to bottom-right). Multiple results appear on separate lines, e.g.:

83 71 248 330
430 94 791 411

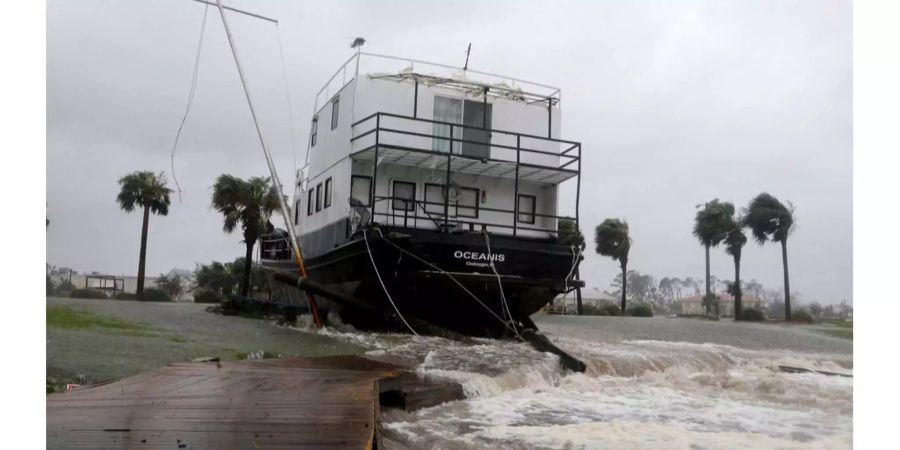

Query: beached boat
261 52 583 337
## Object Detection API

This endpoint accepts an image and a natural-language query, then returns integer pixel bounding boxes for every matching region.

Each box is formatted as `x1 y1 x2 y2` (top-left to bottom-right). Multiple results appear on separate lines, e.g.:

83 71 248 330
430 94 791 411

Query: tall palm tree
724 215 748 320
212 174 280 297
595 219 631 312
117 171 172 299
744 192 795 320
693 199 733 317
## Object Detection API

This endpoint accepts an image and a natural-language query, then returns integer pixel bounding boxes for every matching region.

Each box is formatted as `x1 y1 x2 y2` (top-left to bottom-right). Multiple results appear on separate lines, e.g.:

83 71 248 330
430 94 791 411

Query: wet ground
47 297 852 449
46 297 363 384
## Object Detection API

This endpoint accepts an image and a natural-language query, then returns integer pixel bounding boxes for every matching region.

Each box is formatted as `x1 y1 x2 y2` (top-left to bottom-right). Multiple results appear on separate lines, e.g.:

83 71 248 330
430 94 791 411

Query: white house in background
679 293 761 317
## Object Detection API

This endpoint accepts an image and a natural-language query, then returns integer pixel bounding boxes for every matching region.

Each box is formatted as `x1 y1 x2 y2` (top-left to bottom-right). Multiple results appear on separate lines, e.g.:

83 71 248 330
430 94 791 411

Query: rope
170 3 209 202
556 245 581 337
482 231 522 339
362 230 419 336
275 24 299 181
375 229 522 338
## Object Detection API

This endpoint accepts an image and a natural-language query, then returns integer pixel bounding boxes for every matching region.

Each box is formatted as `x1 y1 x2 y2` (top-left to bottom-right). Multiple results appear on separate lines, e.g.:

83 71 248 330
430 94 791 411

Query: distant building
679 293 761 317
47 265 195 301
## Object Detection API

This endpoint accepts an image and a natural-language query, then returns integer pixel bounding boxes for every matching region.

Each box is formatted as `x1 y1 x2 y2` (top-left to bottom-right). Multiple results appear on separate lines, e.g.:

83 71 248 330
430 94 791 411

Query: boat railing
260 234 293 261
370 195 575 238
350 112 581 175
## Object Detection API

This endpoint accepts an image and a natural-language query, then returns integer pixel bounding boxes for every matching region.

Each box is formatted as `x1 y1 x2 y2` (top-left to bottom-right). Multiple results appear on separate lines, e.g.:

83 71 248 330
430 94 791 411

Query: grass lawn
819 319 853 339
47 305 181 339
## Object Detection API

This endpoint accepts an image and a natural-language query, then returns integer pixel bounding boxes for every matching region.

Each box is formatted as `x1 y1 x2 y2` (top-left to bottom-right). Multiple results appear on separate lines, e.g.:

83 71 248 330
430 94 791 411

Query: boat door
462 100 491 159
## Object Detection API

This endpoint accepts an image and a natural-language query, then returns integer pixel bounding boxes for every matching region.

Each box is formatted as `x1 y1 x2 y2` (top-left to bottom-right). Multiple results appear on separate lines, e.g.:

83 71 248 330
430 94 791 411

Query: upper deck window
324 177 332 208
517 194 536 224
310 117 318 147
351 176 372 206
315 183 323 212
330 97 340 130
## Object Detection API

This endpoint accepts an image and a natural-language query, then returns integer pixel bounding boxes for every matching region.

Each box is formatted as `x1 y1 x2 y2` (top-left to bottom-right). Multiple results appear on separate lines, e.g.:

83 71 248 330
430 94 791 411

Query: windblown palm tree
693 199 733 317
117 171 172 299
744 192 795 320
212 174 280 297
724 215 748 320
595 219 631 312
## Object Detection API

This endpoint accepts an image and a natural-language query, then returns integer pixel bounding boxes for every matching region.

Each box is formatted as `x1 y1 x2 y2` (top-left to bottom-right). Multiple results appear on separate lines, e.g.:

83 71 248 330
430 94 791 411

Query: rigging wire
274 24 299 183
375 228 522 338
483 231 522 340
170 3 209 202
363 229 419 336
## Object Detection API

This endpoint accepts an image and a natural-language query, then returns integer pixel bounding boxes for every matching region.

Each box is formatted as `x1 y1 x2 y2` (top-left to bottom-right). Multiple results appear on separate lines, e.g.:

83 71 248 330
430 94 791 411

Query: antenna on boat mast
463 43 472 71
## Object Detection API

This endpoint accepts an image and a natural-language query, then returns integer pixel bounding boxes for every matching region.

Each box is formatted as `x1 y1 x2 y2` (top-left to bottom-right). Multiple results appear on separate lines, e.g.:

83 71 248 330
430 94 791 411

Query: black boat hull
263 227 580 337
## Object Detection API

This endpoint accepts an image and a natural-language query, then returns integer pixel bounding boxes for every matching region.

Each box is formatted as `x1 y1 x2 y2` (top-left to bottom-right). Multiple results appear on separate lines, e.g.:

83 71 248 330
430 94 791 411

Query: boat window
432 96 462 153
294 199 301 224
424 183 445 214
392 181 416 211
307 189 314 216
351 175 372 206
310 116 318 147
330 97 340 130
324 177 332 208
315 183 322 212
456 187 479 218
518 194 536 224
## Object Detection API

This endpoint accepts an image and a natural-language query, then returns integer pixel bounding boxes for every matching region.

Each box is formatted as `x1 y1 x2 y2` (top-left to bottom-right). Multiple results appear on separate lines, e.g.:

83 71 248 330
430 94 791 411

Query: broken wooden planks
47 355 461 449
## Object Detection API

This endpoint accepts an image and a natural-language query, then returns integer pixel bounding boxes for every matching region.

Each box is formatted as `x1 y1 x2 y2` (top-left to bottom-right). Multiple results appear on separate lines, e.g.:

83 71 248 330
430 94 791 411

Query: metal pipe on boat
211 0 322 327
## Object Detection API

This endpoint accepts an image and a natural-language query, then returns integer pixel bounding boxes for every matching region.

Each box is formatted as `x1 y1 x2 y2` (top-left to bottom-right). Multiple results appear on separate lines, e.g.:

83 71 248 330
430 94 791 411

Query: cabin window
294 199 301 224
518 194 536 224
315 183 322 212
351 175 372 206
391 181 416 212
424 183 445 214
456 187 479 218
432 96 462 153
307 189 314 216
310 117 318 147
330 97 340 130
324 177 332 208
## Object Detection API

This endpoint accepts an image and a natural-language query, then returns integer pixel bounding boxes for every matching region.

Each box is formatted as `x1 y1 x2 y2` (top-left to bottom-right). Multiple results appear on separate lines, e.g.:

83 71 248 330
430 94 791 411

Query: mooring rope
483 231 522 340
363 230 419 336
170 3 209 202
375 228 522 338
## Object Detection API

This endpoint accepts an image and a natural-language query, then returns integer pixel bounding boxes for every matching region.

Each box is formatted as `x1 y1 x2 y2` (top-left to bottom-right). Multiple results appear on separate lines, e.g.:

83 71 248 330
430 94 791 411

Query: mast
209 0 322 327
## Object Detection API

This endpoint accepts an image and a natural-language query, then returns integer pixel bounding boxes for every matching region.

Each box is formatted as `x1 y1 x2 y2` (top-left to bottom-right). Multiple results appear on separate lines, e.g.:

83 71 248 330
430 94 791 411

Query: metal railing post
444 125 453 229
513 135 520 237
371 114 380 223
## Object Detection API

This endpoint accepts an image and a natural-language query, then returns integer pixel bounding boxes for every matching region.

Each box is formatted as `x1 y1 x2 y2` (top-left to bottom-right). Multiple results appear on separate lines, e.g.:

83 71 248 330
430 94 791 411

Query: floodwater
292 315 852 450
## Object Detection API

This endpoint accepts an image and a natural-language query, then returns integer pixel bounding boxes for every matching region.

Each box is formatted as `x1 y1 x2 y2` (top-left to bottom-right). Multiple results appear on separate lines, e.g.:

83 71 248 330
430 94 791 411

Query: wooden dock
47 355 453 449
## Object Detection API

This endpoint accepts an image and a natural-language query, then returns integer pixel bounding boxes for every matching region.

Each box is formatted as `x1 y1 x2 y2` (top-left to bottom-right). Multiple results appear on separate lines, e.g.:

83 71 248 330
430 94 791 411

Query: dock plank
47 356 407 450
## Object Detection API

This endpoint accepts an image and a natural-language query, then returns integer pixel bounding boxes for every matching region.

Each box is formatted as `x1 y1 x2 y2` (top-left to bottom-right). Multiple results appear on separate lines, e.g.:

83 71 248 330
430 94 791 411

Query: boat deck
46 356 409 450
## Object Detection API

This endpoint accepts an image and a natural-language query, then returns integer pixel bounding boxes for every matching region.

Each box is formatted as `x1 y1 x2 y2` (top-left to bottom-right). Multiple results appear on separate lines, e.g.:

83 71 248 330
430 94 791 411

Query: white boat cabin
292 53 581 257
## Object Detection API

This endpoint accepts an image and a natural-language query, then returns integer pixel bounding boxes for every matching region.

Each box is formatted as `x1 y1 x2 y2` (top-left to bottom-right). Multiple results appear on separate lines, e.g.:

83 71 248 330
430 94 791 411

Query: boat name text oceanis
453 250 505 268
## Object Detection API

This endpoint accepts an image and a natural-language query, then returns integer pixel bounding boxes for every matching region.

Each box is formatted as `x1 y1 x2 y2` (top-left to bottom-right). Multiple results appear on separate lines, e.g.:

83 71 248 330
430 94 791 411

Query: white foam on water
288 318 852 449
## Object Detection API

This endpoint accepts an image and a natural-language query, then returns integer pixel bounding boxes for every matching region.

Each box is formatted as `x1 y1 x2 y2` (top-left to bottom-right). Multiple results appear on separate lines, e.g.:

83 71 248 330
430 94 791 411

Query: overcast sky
46 0 851 304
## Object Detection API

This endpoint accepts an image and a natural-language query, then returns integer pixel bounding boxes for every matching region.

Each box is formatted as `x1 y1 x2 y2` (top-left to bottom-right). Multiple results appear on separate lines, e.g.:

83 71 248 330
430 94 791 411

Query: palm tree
744 192 795 320
212 174 280 297
724 215 748 320
595 219 631 312
117 171 172 299
693 199 733 317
